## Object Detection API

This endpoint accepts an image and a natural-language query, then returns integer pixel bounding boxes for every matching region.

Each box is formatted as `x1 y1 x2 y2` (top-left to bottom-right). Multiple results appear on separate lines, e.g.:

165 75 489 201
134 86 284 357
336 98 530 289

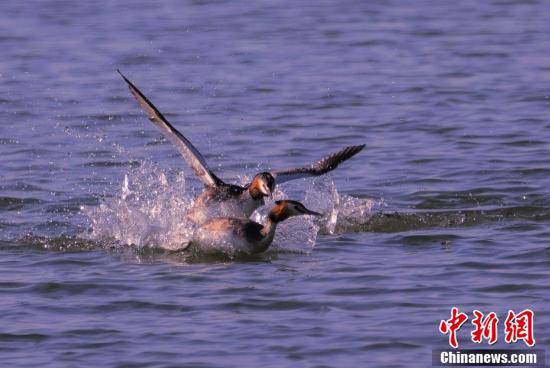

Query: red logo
504 309 535 347
471 310 498 345
439 308 535 348
439 307 469 348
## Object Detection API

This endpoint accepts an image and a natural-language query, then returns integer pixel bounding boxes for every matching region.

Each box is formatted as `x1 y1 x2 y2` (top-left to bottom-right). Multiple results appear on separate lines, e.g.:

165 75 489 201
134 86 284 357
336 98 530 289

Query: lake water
1 1 549 367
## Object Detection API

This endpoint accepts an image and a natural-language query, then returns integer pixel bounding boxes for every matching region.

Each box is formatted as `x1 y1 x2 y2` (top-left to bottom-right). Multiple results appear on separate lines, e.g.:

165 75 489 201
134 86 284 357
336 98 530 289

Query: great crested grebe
195 200 321 254
117 70 364 224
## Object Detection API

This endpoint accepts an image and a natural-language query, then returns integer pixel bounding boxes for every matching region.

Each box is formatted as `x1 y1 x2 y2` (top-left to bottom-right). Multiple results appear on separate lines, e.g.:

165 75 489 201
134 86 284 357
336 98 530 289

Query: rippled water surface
1 1 550 366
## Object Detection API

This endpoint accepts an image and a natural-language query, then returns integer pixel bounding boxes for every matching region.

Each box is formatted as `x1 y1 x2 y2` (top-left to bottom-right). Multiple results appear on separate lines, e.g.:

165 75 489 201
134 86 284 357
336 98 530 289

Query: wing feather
271 144 365 184
117 70 223 187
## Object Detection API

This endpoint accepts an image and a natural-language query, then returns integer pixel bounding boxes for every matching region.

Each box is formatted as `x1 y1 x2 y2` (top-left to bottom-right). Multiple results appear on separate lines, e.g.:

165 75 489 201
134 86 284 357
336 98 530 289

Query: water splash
82 162 379 254
82 162 195 250
303 176 379 235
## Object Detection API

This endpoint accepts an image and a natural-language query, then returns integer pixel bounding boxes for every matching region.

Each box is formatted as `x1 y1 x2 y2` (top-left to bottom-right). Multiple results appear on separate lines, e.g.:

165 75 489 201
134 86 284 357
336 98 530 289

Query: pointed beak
304 208 322 217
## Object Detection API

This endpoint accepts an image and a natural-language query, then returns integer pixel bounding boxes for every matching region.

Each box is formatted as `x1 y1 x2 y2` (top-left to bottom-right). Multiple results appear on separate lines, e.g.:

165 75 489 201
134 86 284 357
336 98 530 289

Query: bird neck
248 184 264 201
260 218 278 242
241 184 264 204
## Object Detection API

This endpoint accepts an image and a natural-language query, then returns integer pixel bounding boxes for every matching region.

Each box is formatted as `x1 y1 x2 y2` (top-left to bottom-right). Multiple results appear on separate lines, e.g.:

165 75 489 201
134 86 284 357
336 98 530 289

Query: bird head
268 200 322 223
249 172 275 200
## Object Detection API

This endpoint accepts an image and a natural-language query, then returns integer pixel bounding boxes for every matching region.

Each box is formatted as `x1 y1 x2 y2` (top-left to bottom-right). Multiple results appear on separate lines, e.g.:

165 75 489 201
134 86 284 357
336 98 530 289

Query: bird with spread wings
117 70 365 224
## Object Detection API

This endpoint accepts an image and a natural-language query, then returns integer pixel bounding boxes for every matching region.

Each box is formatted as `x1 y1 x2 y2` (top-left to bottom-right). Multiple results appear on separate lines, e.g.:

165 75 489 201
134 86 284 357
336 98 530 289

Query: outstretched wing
117 70 224 187
271 144 365 184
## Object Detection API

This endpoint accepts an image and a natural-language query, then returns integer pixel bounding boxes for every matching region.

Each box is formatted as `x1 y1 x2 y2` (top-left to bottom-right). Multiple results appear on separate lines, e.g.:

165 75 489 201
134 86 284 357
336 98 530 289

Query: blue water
1 1 549 366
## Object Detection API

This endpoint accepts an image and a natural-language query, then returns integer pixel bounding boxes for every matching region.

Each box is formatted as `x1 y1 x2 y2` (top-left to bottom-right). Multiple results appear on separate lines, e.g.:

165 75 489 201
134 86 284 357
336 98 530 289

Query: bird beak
304 208 322 217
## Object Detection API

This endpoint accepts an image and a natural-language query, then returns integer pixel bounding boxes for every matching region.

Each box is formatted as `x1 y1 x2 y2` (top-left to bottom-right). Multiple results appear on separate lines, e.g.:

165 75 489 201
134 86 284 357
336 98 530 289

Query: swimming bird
195 200 321 254
117 70 365 223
